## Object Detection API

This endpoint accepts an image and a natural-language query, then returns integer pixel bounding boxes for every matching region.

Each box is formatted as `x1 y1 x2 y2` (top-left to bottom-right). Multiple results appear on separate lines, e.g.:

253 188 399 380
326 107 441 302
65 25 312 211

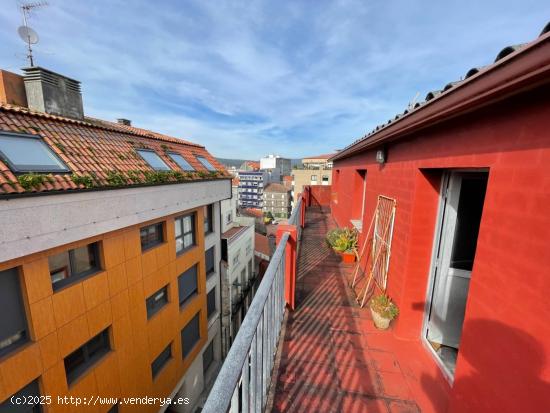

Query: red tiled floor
268 208 450 412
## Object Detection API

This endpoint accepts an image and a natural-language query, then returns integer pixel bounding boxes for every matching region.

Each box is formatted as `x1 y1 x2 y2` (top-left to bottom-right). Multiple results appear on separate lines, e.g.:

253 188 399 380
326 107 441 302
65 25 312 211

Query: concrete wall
331 86 550 412
0 180 230 264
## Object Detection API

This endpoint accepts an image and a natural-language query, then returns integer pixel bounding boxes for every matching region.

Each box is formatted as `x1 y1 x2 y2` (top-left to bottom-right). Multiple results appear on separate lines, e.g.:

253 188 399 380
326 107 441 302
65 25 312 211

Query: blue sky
0 1 548 159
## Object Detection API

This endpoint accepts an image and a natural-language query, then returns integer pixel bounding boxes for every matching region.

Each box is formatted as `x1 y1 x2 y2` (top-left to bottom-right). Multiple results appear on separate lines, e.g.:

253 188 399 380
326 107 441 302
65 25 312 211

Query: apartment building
259 154 291 177
262 183 291 219
0 67 230 413
219 187 255 356
291 153 334 206
236 171 266 209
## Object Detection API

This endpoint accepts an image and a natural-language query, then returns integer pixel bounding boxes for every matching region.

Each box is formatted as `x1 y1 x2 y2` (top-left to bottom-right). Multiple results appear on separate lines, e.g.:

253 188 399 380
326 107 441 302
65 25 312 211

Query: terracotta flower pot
370 308 391 329
341 251 356 264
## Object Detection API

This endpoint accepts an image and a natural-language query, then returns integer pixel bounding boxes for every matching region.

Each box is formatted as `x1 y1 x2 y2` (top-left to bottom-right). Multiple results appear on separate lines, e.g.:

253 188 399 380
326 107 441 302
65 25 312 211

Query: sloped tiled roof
264 183 289 193
0 103 228 196
303 153 335 161
255 232 272 258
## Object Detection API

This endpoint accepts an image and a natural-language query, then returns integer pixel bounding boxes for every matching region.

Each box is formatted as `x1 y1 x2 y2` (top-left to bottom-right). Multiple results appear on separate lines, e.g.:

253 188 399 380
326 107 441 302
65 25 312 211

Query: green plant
54 142 66 154
126 170 143 184
369 294 399 320
197 170 208 178
143 171 171 184
17 173 46 190
106 170 127 186
71 173 94 188
117 153 126 160
327 227 357 253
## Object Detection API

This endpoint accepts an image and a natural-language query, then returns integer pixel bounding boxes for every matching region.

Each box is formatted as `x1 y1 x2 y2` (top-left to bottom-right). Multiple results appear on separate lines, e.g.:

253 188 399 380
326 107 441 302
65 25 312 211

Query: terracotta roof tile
0 103 229 196
255 233 271 257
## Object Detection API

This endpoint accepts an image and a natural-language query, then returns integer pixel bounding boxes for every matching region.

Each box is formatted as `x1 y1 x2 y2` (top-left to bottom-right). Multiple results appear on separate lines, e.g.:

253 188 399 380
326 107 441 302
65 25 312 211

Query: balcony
203 186 435 413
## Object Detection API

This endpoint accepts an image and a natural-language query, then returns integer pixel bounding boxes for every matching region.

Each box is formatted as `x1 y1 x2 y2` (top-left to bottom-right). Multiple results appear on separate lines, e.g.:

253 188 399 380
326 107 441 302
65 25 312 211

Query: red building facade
330 30 550 412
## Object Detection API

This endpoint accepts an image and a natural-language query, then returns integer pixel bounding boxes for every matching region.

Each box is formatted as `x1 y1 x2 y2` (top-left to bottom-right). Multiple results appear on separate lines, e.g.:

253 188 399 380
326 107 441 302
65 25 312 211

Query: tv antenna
17 1 48 67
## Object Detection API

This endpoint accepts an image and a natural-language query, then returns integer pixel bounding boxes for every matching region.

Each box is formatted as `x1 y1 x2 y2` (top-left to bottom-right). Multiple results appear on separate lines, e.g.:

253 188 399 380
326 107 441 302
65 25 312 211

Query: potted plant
369 294 399 329
326 228 357 263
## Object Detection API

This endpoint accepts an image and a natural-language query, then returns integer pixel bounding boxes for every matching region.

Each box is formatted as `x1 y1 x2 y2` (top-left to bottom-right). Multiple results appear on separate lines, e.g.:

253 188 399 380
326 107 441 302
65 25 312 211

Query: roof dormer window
136 149 171 171
196 155 216 171
168 152 195 171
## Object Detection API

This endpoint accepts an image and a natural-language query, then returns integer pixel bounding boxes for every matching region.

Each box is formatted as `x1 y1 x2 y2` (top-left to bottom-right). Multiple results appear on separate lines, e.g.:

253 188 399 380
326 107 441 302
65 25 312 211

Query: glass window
195 155 216 171
205 247 215 276
204 204 213 234
136 149 171 171
207 287 216 319
322 175 329 182
140 223 164 251
175 213 195 254
146 285 169 319
0 132 69 173
167 152 195 171
64 328 110 385
181 313 200 358
311 175 318 181
202 340 214 375
0 268 28 358
1 379 43 412
48 243 101 290
151 343 172 379
178 264 198 307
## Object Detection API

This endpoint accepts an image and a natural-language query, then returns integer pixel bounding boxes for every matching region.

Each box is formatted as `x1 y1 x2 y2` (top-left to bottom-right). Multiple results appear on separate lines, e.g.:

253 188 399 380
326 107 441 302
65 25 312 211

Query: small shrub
126 170 143 184
71 174 94 188
326 228 357 253
54 142 66 153
369 294 399 320
106 170 127 186
17 173 46 190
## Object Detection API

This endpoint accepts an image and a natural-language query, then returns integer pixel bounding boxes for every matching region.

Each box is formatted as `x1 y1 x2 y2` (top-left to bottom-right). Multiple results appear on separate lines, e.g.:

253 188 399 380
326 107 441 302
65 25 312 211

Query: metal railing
203 197 304 413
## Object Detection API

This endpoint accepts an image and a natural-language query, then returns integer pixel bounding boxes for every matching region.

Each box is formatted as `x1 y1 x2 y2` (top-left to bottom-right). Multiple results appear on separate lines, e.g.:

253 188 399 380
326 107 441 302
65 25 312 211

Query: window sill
141 240 166 254
67 350 112 388
147 302 169 321
176 244 197 257
52 269 105 294
179 292 198 311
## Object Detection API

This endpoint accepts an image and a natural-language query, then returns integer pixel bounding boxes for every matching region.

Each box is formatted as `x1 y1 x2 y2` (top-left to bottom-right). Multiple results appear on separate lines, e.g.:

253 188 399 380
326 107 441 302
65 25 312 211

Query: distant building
260 154 291 178
263 183 292 218
219 187 255 356
291 153 334 206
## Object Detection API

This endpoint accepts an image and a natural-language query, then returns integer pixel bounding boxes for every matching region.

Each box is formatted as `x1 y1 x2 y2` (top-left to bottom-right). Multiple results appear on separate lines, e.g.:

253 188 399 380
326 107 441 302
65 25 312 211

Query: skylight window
0 132 69 173
136 149 171 171
168 153 195 171
196 155 216 171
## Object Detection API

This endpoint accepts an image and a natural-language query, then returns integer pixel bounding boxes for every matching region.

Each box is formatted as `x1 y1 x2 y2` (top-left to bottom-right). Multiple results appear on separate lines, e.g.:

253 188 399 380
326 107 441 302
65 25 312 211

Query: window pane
151 343 172 378
196 155 216 171
205 247 215 275
48 251 71 285
183 233 194 248
181 313 200 358
202 340 214 374
72 244 96 275
175 218 182 237
178 265 198 306
1 379 42 413
207 288 216 319
183 216 192 233
64 329 110 384
141 223 163 250
168 153 195 171
175 238 184 253
146 286 169 319
136 150 171 171
0 133 68 173
0 268 28 358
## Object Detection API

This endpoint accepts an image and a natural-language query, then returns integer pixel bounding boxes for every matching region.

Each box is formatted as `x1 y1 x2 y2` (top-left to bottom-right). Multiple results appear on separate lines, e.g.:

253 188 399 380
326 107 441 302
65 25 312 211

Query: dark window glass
205 247 215 276
151 343 172 379
204 204 213 234
140 223 163 251
146 285 169 319
450 174 488 271
207 287 216 319
202 340 214 375
196 155 216 171
175 214 195 254
48 243 101 290
0 268 28 358
181 313 200 358
178 265 198 307
168 153 195 171
64 328 110 385
0 379 42 413
0 132 69 174
136 149 170 171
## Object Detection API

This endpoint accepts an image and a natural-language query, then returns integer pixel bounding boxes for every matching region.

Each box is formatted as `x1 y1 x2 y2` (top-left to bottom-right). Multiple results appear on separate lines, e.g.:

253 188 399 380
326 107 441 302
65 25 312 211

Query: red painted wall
307 185 332 207
331 86 550 413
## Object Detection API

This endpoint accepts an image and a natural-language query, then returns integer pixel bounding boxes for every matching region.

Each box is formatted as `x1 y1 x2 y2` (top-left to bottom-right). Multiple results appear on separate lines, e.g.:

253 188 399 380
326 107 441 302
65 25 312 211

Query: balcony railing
202 196 304 413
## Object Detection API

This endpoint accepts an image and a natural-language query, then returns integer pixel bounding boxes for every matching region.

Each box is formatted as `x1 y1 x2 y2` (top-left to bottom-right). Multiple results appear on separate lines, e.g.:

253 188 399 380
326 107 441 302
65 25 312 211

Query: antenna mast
18 1 48 66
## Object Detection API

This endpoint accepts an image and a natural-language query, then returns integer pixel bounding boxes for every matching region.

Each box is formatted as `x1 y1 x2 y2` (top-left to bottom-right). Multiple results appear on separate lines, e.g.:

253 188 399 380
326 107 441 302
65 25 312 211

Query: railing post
275 225 297 311
300 193 306 228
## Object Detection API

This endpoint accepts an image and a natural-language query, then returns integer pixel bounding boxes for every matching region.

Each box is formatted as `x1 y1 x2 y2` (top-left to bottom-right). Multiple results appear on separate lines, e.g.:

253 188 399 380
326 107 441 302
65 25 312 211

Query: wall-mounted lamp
376 148 386 164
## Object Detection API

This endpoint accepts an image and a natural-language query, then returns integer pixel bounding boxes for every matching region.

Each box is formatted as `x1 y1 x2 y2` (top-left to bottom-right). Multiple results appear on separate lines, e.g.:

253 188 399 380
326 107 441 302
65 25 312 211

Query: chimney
22 66 84 120
0 70 28 107
117 118 131 126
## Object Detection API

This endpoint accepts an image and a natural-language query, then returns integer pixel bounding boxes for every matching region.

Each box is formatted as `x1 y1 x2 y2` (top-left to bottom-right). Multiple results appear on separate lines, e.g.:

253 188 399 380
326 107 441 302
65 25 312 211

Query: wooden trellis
349 195 397 307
